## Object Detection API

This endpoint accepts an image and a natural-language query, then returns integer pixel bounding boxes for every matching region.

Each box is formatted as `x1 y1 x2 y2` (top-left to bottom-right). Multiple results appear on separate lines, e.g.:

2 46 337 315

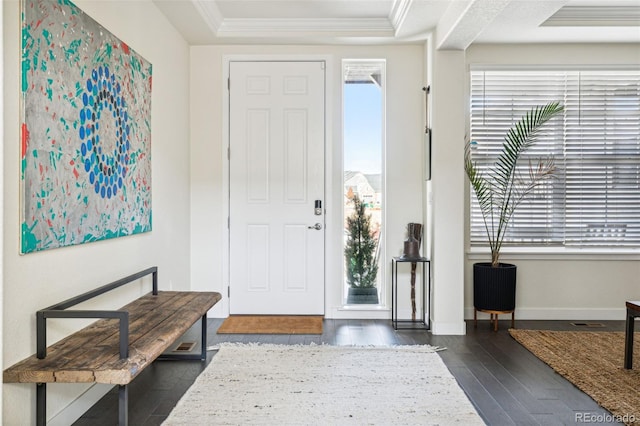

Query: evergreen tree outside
345 194 378 288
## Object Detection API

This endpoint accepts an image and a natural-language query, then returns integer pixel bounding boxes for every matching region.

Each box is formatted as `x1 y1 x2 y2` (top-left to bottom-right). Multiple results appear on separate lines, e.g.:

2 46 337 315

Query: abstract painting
21 0 152 254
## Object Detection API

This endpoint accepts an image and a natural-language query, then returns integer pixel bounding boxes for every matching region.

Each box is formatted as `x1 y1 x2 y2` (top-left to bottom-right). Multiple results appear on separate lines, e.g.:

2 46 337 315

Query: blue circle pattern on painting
79 65 130 199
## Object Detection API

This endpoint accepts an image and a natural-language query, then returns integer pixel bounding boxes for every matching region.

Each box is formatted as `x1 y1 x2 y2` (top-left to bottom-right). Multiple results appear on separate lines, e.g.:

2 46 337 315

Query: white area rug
163 344 484 425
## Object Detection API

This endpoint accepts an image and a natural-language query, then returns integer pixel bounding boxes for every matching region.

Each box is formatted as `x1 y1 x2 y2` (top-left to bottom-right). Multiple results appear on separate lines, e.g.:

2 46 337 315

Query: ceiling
152 0 640 47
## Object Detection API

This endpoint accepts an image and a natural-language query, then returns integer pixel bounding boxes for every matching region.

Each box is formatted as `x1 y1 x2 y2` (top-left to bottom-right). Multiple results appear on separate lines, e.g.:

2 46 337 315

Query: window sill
338 305 390 312
467 247 640 261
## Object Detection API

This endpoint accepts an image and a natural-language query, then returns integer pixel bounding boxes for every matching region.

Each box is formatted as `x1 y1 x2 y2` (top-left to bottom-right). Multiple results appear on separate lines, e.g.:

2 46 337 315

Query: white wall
428 45 467 335
190 44 425 320
0 0 4 420
2 1 191 424
464 44 640 321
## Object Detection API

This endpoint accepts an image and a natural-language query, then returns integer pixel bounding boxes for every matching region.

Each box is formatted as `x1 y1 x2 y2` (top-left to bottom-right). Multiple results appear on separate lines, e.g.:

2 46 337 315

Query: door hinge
227 286 230 298
320 62 325 70
227 147 230 160
227 78 230 91
227 216 230 229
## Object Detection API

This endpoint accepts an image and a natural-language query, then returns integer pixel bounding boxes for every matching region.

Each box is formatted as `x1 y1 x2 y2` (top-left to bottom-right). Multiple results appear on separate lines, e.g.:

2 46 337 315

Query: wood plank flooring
74 319 626 425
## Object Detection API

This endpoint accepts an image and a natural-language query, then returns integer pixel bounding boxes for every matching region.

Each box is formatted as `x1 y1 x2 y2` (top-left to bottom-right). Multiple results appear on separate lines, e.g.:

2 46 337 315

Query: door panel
229 61 325 315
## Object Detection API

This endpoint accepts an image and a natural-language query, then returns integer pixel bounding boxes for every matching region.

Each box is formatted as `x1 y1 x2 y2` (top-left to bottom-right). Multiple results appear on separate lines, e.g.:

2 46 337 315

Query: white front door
229 61 325 315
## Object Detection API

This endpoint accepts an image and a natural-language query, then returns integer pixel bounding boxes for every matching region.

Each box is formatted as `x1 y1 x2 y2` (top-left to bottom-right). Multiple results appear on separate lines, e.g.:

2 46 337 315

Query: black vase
473 262 517 311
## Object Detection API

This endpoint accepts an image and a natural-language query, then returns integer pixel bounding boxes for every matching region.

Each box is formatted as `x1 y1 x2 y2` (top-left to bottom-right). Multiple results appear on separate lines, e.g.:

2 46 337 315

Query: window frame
341 59 387 306
468 65 640 254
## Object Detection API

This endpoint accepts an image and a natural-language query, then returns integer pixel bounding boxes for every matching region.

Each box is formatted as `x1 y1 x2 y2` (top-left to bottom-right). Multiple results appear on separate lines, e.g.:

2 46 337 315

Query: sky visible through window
344 83 382 174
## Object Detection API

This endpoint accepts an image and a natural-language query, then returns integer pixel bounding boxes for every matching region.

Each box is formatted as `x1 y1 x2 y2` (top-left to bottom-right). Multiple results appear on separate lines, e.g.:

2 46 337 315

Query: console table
391 257 430 330
625 300 639 369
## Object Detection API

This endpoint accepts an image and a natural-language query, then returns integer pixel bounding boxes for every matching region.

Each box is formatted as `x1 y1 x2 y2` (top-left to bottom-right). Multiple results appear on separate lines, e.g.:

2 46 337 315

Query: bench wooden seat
2 267 221 425
4 291 220 385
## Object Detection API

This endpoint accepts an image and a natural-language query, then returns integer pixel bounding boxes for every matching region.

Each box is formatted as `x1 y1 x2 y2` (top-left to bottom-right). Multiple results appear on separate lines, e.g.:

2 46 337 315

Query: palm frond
464 102 564 266
465 142 496 245
493 102 563 194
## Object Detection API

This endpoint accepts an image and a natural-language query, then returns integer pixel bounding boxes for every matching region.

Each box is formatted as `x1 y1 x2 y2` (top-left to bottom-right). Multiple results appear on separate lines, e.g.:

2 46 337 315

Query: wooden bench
625 300 640 369
3 267 221 426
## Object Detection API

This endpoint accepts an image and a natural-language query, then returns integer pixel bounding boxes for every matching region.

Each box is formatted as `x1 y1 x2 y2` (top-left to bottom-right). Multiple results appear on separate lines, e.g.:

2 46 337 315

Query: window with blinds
470 69 640 248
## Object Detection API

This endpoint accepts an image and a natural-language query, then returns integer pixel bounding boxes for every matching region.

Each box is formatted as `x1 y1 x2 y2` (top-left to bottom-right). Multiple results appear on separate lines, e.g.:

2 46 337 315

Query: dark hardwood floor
74 319 626 425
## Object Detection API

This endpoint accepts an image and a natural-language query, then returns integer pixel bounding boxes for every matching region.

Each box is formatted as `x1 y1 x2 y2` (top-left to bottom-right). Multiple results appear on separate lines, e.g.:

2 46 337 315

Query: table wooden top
627 301 640 311
3 291 221 385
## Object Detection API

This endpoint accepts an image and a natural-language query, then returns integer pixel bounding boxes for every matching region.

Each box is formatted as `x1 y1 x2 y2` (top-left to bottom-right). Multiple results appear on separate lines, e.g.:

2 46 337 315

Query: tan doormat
510 329 640 425
217 315 323 334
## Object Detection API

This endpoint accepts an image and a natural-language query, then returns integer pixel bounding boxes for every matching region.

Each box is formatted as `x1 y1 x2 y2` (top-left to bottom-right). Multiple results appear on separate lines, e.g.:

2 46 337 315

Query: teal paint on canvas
21 0 152 254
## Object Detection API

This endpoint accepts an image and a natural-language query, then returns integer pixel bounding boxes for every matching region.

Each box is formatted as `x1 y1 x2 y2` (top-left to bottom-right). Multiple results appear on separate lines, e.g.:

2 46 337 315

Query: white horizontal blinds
564 71 640 246
470 69 640 248
469 71 566 247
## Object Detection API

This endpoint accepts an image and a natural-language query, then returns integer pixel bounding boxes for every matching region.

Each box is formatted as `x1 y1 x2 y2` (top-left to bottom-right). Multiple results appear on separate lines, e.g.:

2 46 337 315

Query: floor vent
173 342 196 352
570 322 605 327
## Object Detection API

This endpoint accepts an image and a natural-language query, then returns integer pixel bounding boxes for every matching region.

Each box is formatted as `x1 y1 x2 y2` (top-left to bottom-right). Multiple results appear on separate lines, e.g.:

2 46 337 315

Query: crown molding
192 0 224 34
542 6 640 27
389 0 413 35
189 0 395 40
217 18 395 37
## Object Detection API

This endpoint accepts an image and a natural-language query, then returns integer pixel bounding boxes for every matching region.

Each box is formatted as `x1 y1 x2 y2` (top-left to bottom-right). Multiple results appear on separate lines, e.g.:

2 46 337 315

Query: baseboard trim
430 321 466 335
465 307 626 321
48 383 112 426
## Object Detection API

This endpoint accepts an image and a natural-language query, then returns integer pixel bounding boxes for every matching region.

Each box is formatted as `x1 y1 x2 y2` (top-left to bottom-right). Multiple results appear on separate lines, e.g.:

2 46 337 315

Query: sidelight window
342 59 386 305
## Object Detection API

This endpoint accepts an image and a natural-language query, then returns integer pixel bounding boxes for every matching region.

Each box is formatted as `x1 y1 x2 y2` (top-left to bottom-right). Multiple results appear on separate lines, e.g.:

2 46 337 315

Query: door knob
308 223 323 230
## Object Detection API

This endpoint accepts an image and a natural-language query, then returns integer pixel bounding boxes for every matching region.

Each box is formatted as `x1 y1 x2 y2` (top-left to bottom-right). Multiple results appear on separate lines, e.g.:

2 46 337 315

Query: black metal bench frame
35 266 208 426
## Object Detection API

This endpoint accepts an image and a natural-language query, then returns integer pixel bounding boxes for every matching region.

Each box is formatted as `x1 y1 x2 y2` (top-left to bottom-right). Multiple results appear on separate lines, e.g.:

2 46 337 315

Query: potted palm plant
345 194 379 304
464 102 564 318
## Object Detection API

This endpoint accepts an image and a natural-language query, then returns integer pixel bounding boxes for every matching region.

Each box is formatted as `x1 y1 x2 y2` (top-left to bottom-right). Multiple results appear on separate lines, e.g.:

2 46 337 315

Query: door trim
222 55 334 317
